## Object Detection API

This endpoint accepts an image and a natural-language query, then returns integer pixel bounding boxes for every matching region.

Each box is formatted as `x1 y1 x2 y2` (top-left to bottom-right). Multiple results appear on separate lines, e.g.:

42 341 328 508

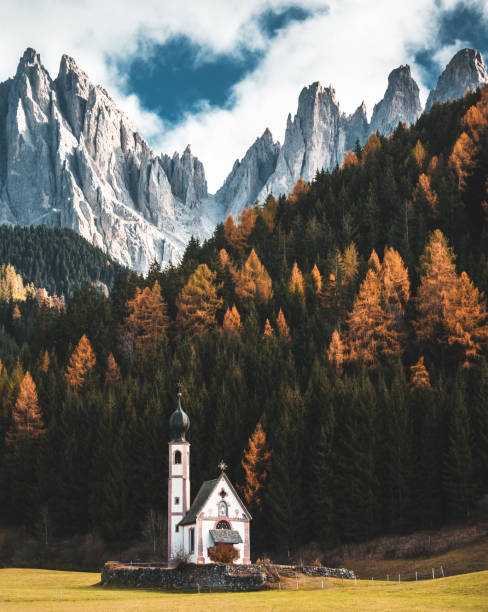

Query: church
167 390 252 567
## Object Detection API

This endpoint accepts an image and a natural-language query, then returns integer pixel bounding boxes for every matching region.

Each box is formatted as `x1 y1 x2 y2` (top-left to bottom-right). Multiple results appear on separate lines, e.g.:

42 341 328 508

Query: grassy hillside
0 568 487 611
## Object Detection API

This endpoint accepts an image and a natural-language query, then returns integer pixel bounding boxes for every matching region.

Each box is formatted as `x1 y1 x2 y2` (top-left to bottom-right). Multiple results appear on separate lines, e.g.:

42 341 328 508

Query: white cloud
0 0 487 191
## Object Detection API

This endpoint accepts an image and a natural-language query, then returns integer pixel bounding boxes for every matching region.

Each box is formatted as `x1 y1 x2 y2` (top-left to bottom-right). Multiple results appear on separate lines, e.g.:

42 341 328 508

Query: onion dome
169 390 190 442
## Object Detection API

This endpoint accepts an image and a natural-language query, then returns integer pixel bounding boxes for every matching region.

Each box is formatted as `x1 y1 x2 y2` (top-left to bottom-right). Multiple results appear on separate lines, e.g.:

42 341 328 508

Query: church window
216 520 231 530
218 501 228 516
189 528 195 553
175 525 179 533
174 450 182 464
175 497 180 505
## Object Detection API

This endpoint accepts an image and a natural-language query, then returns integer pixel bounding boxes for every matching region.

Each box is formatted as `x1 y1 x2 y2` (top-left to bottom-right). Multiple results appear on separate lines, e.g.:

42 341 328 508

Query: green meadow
1 567 487 611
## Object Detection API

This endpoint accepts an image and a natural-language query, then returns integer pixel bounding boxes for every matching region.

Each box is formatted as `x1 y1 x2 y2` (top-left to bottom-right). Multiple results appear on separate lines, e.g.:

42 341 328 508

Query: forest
0 86 488 564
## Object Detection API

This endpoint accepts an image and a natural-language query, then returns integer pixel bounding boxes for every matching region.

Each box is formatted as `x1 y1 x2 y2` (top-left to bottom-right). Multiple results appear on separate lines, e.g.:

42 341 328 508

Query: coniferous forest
1 87 488 563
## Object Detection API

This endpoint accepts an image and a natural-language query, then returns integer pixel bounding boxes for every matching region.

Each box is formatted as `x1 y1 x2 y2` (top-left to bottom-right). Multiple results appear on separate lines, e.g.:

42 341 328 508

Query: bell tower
167 386 190 567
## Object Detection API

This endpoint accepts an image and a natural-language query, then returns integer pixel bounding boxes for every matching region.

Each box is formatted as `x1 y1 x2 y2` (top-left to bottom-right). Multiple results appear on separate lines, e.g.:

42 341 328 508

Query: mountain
370 65 422 135
214 128 280 219
0 49 210 273
425 48 488 111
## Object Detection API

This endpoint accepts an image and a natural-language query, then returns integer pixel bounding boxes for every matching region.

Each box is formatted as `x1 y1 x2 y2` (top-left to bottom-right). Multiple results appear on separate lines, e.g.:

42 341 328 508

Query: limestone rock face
370 65 422 136
426 48 488 111
215 128 280 218
0 48 209 272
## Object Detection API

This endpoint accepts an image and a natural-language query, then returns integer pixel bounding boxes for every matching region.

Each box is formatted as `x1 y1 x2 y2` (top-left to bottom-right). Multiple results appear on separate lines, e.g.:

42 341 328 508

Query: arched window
218 501 228 516
216 520 231 530
174 450 181 464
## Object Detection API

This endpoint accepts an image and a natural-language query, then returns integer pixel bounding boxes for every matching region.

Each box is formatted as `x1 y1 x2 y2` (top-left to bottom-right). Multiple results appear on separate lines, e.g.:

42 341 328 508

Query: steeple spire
169 383 190 442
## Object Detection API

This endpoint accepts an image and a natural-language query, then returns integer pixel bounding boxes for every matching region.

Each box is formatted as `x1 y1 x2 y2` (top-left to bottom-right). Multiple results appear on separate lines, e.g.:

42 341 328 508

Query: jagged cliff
0 49 209 272
425 48 488 111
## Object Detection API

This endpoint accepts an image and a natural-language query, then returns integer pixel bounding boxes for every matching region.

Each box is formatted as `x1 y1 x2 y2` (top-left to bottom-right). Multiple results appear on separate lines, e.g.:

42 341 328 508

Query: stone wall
101 561 355 591
101 561 267 591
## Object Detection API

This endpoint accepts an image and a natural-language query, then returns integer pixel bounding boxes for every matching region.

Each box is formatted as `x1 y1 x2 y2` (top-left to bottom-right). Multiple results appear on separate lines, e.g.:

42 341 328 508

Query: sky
1 1 488 192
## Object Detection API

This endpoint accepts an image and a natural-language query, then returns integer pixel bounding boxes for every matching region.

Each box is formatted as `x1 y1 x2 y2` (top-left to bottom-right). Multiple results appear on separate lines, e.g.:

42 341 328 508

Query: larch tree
443 271 488 368
288 178 310 203
415 230 458 342
409 356 431 391
346 269 400 367
289 261 305 304
311 264 322 294
65 334 96 390
449 131 478 190
222 305 242 336
235 249 273 307
12 304 21 320
263 318 274 338
240 423 271 509
413 173 439 217
412 139 427 167
6 371 45 446
105 353 121 386
223 214 237 245
276 308 291 341
327 329 344 374
380 247 410 316
176 264 223 336
124 281 169 351
342 150 359 169
368 249 381 273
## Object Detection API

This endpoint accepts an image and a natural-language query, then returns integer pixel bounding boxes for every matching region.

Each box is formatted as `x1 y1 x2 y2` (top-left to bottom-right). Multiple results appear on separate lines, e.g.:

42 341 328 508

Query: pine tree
6 372 45 446
65 334 96 390
176 264 223 336
105 353 121 386
240 423 271 509
276 309 290 342
222 305 242 335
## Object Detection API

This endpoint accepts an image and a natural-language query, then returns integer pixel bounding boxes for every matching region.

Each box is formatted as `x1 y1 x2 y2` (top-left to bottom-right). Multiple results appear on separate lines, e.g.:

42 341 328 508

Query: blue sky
1 1 488 190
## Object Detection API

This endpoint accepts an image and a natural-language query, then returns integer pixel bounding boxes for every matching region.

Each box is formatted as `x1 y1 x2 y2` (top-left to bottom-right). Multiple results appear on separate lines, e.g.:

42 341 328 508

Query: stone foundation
101 561 267 591
101 561 355 591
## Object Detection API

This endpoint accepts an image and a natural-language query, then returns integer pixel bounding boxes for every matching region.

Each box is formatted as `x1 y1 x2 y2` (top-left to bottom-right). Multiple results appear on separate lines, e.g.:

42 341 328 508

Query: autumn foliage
176 264 223 336
223 305 242 335
124 281 169 351
410 356 431 391
65 334 96 390
241 423 271 509
7 371 45 445
235 249 273 306
105 353 121 386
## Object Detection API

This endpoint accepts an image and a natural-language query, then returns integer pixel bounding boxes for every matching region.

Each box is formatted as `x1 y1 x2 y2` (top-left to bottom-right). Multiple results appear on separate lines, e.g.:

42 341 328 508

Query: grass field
0 568 487 611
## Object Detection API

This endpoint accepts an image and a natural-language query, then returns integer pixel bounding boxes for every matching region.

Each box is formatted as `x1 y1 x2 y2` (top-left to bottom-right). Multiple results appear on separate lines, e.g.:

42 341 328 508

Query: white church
167 391 252 567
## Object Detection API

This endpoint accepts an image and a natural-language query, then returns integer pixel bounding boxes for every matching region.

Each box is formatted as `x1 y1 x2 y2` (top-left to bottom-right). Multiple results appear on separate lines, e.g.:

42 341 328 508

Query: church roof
179 472 252 526
179 478 219 526
210 529 243 544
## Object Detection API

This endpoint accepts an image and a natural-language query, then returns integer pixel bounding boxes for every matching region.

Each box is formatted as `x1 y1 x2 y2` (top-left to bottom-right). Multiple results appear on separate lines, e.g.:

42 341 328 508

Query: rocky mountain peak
425 48 488 111
160 145 208 207
370 64 421 135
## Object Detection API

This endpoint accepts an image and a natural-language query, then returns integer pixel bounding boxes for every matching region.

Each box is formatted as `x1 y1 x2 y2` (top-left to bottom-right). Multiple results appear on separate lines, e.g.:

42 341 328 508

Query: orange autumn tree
342 150 358 169
176 264 223 336
410 356 431 391
288 178 310 203
222 305 242 336
276 308 290 341
413 173 439 217
263 318 274 337
346 268 400 367
124 281 169 351
327 329 345 374
65 334 96 390
6 371 45 446
235 249 273 307
224 208 257 251
240 423 271 509
412 139 427 168
368 249 381 274
289 261 305 304
415 230 458 342
443 271 488 368
311 264 322 294
380 247 410 317
105 353 121 386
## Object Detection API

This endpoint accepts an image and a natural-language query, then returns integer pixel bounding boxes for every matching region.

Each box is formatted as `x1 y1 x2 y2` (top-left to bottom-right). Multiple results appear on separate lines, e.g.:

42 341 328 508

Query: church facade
167 392 251 567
